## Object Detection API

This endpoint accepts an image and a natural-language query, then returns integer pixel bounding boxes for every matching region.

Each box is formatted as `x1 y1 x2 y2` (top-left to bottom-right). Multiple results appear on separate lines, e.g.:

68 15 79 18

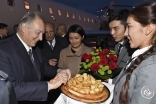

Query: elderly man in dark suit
108 9 136 83
0 12 71 104
38 22 68 67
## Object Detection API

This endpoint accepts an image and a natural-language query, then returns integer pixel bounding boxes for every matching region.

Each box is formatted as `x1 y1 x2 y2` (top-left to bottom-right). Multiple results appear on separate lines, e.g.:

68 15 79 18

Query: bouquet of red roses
79 47 121 80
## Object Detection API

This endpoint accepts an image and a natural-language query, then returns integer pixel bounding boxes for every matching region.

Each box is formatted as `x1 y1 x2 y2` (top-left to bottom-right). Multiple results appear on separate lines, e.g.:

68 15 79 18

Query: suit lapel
44 41 53 52
115 43 119 54
33 48 41 80
53 36 60 51
13 35 39 80
13 35 33 68
117 39 129 65
117 45 127 63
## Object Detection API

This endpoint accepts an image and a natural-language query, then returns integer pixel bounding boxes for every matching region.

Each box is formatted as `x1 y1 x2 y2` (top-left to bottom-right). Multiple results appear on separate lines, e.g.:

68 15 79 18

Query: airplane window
49 7 53 14
37 4 42 12
7 0 14 6
58 10 61 16
66 12 69 17
78 15 81 20
88 18 90 22
24 1 30 10
91 19 94 23
72 14 75 19
84 17 86 21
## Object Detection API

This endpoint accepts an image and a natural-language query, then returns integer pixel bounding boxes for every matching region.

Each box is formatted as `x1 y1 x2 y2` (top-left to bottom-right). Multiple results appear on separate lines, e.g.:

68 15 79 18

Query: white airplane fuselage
0 0 101 35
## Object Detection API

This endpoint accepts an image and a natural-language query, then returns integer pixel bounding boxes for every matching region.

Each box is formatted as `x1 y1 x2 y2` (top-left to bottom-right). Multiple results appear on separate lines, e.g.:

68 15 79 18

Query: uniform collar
132 45 152 59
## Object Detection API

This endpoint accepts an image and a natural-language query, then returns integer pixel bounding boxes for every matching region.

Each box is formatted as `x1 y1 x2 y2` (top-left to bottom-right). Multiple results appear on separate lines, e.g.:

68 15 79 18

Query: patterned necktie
117 43 123 57
49 40 53 50
28 49 36 68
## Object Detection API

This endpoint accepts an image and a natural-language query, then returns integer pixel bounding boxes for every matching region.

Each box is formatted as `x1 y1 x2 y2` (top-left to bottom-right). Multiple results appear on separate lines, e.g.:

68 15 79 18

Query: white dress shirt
47 38 56 47
126 45 152 68
62 34 66 37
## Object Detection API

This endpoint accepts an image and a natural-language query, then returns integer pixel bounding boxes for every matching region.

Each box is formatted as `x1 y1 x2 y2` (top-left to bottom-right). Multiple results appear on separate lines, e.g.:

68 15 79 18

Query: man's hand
57 69 71 80
47 69 71 91
49 59 57 66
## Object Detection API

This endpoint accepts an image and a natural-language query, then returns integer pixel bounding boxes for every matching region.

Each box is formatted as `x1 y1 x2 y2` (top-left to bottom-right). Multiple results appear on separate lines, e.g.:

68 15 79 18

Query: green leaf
87 63 91 68
111 67 122 78
78 69 90 74
80 64 83 67
93 72 111 80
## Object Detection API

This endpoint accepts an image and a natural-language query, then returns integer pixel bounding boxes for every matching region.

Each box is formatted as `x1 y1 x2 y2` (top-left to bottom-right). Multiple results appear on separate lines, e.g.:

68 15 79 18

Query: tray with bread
61 73 110 103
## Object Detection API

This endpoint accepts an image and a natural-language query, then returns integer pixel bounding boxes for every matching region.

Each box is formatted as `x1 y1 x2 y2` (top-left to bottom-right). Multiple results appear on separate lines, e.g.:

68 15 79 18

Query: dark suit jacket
0 35 58 103
38 35 68 64
0 70 18 104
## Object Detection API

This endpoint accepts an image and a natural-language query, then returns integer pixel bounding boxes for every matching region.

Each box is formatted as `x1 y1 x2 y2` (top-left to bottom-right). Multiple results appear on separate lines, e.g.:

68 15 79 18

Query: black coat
38 35 69 65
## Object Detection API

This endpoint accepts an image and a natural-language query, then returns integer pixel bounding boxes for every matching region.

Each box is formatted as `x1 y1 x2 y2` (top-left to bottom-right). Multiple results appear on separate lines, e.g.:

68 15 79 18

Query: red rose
81 53 88 61
109 54 118 62
99 57 108 66
87 54 93 62
100 55 105 59
91 63 99 72
98 52 104 57
103 49 110 55
109 62 117 70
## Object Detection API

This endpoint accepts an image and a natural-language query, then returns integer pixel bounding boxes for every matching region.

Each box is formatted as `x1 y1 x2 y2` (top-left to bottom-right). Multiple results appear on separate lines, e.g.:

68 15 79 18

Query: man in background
0 23 8 39
56 23 67 38
108 9 136 82
38 22 68 67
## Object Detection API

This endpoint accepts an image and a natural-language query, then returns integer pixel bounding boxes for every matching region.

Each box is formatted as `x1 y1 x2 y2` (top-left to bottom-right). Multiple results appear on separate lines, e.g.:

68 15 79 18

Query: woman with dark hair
113 2 156 104
58 24 92 77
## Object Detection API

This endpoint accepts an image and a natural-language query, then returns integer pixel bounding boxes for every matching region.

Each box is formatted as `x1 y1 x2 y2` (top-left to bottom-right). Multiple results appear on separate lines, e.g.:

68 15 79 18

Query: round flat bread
61 84 110 103
61 73 110 103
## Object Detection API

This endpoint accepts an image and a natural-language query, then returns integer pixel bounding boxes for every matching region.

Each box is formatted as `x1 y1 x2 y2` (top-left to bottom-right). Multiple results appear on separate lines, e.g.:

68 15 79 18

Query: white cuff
108 78 113 84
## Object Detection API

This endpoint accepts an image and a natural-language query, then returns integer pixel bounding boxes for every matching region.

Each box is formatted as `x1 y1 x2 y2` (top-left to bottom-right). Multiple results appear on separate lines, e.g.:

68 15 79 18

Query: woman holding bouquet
113 1 156 104
58 24 92 77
